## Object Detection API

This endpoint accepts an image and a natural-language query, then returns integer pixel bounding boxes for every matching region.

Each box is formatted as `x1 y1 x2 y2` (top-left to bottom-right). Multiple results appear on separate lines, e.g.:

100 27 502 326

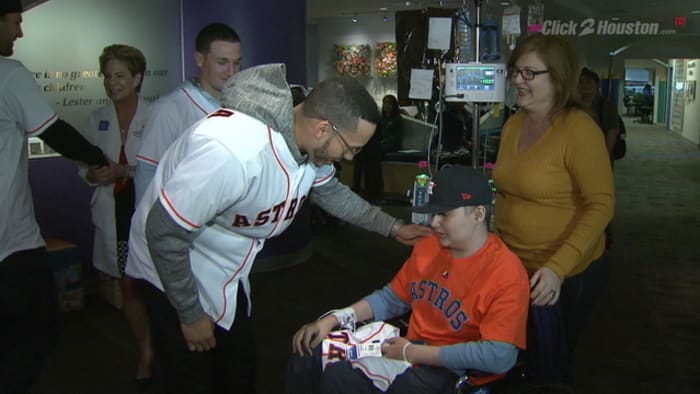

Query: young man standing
134 23 242 200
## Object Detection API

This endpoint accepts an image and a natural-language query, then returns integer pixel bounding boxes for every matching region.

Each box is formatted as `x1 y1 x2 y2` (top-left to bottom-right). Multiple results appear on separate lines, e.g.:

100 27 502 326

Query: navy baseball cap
413 165 493 214
0 0 23 14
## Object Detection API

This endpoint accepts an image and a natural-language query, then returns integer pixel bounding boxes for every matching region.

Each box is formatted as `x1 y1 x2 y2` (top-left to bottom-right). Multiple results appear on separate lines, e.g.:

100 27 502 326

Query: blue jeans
527 252 610 385
560 251 610 354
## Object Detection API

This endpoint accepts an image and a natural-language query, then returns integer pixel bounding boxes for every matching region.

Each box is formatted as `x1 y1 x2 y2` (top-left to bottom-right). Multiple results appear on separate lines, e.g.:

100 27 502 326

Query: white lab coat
79 97 151 277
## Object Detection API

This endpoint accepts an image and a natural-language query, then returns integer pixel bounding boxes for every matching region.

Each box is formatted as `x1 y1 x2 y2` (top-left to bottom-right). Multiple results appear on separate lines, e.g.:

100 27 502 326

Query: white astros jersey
136 80 218 166
126 108 335 329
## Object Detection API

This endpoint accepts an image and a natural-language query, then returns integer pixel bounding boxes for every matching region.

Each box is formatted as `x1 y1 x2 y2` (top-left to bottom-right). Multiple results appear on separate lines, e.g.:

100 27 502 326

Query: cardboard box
45 238 84 312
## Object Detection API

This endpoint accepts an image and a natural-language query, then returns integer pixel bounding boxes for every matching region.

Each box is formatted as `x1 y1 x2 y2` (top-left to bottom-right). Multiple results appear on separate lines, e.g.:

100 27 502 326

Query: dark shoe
135 377 152 392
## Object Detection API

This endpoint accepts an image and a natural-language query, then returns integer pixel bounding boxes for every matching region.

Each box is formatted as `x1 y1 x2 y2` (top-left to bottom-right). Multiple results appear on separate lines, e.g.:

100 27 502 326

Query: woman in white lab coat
79 44 153 390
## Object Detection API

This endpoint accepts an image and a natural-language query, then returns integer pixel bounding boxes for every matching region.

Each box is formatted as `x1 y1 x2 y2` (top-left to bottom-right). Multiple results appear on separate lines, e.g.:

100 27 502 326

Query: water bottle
480 0 501 61
480 20 501 61
456 7 474 63
411 160 432 226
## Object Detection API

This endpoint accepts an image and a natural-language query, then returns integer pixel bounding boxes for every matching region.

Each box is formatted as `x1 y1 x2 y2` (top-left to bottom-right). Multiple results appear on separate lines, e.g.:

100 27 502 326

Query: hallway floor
31 122 700 393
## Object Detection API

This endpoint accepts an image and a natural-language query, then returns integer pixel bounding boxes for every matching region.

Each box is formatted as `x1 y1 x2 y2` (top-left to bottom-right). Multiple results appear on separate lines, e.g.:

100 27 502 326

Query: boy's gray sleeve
440 341 518 375
363 285 411 322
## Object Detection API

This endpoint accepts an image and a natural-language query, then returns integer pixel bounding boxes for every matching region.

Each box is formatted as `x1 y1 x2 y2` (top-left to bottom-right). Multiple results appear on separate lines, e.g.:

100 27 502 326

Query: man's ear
194 51 205 68
312 119 330 140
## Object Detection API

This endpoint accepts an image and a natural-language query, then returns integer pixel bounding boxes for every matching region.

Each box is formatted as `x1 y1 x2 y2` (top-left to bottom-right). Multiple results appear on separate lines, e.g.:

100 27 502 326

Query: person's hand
86 160 123 185
394 223 432 246
381 336 411 361
291 316 336 356
530 266 562 306
180 315 216 352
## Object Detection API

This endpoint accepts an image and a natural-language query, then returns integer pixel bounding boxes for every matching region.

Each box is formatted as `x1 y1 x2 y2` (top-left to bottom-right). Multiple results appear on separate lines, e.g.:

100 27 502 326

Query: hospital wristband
319 307 357 331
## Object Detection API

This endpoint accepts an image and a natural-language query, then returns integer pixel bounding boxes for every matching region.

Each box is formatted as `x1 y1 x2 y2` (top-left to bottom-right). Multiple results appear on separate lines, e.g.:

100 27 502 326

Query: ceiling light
405 1 411 7
500 1 511 5
352 15 358 23
379 7 388 11
610 16 621 21
691 10 700 14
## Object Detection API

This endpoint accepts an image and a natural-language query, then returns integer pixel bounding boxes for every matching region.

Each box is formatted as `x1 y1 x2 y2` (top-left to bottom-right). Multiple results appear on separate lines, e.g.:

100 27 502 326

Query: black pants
0 247 59 394
141 282 256 394
285 346 457 394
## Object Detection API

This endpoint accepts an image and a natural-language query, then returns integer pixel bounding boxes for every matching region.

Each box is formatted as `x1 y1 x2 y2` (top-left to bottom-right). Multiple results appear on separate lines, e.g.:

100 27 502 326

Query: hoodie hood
221 64 305 163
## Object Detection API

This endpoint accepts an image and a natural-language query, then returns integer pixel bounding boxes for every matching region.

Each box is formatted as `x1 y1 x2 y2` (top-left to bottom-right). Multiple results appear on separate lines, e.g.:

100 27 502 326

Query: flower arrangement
374 42 397 77
334 44 371 77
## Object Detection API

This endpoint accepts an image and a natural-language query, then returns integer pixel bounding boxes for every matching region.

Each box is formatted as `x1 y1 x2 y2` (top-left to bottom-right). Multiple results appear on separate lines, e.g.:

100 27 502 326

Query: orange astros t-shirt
390 233 529 349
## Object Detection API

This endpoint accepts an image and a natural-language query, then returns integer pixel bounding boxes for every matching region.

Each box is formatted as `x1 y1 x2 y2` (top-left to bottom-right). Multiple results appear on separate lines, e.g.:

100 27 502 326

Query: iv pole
471 0 483 169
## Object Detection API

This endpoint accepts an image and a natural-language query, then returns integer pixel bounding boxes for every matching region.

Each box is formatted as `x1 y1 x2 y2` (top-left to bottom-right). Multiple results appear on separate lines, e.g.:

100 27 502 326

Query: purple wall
182 0 307 84
29 157 95 272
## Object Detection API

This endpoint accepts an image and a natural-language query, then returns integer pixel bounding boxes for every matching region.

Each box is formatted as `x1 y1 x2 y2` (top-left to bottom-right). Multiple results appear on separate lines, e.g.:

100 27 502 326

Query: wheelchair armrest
454 359 528 394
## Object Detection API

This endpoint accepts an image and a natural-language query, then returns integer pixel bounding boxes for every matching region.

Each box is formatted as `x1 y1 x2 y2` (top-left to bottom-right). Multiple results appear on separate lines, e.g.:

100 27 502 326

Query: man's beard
308 138 334 165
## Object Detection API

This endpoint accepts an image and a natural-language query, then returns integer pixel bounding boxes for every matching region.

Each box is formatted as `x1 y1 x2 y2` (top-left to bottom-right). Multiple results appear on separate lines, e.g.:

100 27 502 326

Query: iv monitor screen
455 65 496 91
444 63 506 102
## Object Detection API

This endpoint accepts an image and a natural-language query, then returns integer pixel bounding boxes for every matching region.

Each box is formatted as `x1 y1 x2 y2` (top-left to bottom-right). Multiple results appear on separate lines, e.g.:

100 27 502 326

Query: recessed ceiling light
691 10 700 14
500 1 511 5
379 7 388 11
611 16 621 21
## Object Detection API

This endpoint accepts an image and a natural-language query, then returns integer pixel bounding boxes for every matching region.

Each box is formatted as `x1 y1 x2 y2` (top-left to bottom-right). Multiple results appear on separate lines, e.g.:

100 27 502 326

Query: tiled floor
31 122 700 393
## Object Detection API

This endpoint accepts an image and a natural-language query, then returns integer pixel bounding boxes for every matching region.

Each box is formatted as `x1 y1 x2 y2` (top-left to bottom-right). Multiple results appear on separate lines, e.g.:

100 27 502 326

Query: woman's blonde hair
99 44 146 92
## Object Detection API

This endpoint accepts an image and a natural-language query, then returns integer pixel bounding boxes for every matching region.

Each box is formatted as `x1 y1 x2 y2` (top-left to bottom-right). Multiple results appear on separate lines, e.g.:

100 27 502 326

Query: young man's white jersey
136 80 218 166
126 108 335 329
0 58 58 261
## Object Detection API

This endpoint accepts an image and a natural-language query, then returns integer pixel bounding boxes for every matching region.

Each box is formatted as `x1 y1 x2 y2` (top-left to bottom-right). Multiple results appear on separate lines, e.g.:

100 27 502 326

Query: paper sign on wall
409 69 435 100
428 17 452 50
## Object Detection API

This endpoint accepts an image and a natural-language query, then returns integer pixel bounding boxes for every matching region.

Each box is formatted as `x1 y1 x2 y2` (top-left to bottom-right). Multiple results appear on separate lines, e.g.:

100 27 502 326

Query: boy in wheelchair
285 165 530 394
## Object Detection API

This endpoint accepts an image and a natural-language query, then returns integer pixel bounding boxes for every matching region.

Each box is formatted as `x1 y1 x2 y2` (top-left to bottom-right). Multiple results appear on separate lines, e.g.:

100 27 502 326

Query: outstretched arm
311 177 432 245
38 119 108 166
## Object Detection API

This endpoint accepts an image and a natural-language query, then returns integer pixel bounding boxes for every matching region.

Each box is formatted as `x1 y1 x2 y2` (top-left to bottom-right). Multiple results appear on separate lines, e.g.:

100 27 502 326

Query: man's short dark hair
302 77 381 133
195 23 240 53
580 67 600 84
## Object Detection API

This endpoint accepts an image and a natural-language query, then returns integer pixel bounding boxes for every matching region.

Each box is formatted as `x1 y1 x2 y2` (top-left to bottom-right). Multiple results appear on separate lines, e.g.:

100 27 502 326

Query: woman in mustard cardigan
493 34 614 385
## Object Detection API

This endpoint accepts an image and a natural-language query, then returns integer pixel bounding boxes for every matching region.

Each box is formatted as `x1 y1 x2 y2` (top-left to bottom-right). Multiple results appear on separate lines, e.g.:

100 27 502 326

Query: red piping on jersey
26 113 58 136
160 189 201 229
181 86 209 115
135 154 159 165
215 239 255 324
359 322 390 343
349 361 393 386
313 166 336 185
263 125 291 238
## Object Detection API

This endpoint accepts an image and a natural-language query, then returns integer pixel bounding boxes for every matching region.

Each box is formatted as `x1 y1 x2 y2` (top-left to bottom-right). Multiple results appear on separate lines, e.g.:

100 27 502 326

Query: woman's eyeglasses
508 67 550 81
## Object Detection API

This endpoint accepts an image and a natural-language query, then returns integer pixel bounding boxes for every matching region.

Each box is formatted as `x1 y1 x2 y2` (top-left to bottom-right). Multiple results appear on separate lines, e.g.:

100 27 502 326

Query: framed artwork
334 44 371 77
